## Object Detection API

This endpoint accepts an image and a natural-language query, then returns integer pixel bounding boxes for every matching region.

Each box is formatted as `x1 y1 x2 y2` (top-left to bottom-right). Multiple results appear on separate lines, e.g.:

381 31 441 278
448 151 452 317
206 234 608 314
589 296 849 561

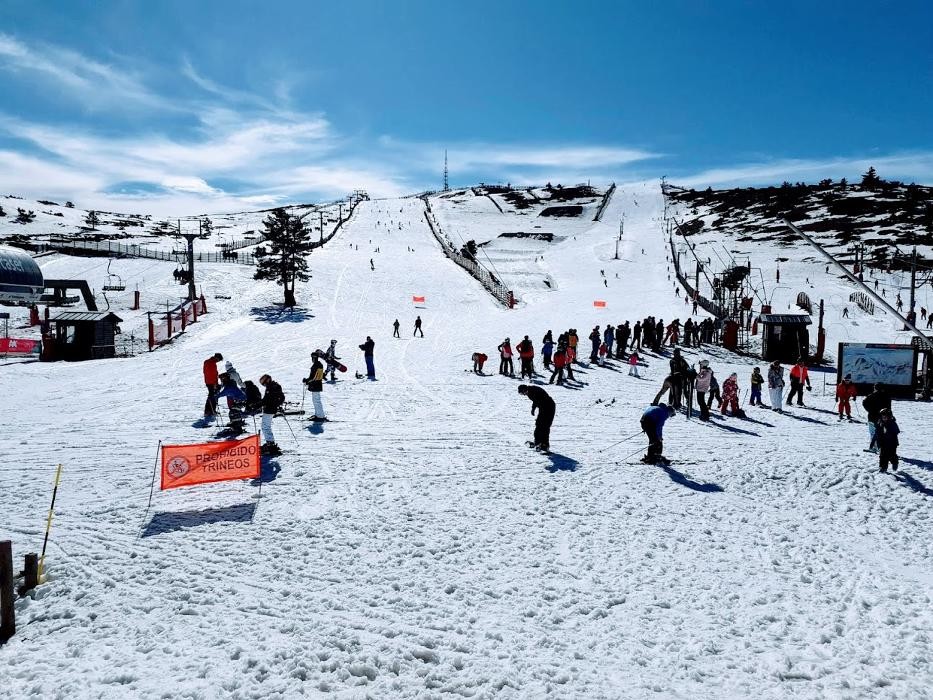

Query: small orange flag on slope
593 300 607 308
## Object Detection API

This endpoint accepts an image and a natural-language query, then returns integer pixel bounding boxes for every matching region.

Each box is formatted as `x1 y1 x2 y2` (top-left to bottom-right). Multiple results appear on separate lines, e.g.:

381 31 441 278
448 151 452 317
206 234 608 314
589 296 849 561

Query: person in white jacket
695 360 713 421
767 361 785 412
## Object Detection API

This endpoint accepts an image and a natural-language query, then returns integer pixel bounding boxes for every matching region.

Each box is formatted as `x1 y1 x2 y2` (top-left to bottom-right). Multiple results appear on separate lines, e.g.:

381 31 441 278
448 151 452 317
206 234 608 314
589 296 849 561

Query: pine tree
253 208 313 307
201 217 213 237
85 210 100 230
0 204 5 217
861 166 881 189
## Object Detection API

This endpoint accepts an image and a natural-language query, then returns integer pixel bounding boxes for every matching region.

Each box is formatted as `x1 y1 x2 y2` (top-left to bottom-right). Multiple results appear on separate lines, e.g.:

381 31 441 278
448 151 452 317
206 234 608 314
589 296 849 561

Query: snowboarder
303 352 327 421
517 384 555 453
768 361 785 412
786 359 811 407
259 374 285 455
472 352 488 374
498 338 515 376
749 367 764 406
202 352 224 418
324 340 340 382
516 335 535 378
836 374 857 421
393 319 400 338
721 372 743 417
862 384 891 452
640 403 676 464
628 351 640 377
359 335 376 379
870 408 900 473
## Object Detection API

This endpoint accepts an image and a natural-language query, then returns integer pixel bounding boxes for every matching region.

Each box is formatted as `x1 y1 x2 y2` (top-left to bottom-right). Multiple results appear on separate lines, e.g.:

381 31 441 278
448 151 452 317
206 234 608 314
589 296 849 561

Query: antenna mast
443 150 449 192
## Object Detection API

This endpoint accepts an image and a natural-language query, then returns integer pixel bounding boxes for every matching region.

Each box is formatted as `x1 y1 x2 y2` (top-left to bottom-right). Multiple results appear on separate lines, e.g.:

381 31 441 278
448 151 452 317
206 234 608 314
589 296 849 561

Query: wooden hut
47 311 122 361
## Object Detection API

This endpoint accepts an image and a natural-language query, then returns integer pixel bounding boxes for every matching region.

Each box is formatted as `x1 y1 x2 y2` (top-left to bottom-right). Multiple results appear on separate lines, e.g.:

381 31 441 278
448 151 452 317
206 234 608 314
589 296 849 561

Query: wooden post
0 540 14 643
20 553 38 595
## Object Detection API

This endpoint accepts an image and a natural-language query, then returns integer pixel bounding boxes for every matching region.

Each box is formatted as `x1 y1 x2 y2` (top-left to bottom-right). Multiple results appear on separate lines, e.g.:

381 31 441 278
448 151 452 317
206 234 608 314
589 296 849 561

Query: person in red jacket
549 346 566 385
836 373 857 421
202 352 223 417
516 335 535 378
786 358 811 406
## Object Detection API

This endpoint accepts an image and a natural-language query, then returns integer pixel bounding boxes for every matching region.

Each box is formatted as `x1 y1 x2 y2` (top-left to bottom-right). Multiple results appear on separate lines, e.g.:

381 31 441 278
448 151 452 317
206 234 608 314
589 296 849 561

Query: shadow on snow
660 464 724 493
545 452 579 473
250 305 315 324
142 502 257 537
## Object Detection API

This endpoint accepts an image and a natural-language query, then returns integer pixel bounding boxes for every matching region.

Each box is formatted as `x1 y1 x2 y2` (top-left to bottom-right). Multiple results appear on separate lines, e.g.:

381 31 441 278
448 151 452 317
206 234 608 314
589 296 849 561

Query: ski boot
261 442 282 457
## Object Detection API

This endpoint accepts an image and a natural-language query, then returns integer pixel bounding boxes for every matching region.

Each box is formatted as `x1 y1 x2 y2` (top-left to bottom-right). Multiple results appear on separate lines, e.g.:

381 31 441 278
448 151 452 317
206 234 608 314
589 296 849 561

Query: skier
517 384 555 453
836 374 857 421
498 338 514 376
632 321 642 350
589 327 601 363
568 329 579 361
842 307 849 318
243 380 262 414
786 359 811 407
516 335 535 378
549 346 566 384
472 352 488 374
870 408 900 473
564 344 577 381
393 319 400 338
628 351 640 377
721 373 743 417
603 325 615 356
370 258 375 271
640 403 676 464
303 352 327 421
695 359 713 421
217 360 248 421
202 352 224 418
259 374 285 456
768 360 785 412
862 384 891 452
324 340 340 382
616 322 630 359
749 367 764 406
359 335 376 379
541 334 554 369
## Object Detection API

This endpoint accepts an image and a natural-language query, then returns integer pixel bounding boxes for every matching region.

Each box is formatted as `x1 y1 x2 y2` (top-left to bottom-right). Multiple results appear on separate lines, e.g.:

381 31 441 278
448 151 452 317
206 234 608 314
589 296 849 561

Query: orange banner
160 434 260 490
593 300 607 307
412 295 425 303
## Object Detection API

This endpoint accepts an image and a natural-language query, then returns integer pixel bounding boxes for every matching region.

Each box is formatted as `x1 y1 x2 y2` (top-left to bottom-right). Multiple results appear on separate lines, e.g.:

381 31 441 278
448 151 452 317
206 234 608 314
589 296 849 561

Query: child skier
869 408 900 473
836 374 857 421
472 352 488 374
628 351 640 377
640 403 676 464
597 341 608 366
721 372 743 417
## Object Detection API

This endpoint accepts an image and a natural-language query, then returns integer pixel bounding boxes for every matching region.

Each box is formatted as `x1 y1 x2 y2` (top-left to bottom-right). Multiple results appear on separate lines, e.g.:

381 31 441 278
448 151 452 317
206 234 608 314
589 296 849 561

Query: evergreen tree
0 204 5 217
839 178 848 192
85 210 100 230
201 217 213 237
15 208 36 223
253 208 313 307
861 166 881 189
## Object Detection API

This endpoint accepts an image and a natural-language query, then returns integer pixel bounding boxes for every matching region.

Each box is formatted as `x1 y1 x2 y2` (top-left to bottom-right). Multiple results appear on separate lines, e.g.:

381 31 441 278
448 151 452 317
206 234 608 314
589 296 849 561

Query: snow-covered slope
1 186 932 698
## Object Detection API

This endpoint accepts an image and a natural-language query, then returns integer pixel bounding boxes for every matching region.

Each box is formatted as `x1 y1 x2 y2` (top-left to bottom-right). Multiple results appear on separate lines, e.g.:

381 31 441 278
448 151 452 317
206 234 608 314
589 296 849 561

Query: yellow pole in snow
38 464 63 583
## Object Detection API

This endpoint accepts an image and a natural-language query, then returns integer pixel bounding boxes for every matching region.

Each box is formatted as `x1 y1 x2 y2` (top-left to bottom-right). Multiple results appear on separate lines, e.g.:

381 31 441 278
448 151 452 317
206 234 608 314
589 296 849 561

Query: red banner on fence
593 300 607 308
160 434 260 490
0 338 41 354
412 296 425 303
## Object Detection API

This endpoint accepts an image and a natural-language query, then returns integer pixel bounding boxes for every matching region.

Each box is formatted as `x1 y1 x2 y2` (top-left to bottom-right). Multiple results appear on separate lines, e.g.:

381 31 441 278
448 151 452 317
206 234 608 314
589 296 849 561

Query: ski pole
279 412 299 446
620 444 646 463
598 430 644 452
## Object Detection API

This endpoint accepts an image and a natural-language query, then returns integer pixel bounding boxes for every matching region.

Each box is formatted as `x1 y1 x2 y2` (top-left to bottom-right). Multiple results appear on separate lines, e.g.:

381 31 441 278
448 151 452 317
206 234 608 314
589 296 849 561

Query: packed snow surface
2 185 932 698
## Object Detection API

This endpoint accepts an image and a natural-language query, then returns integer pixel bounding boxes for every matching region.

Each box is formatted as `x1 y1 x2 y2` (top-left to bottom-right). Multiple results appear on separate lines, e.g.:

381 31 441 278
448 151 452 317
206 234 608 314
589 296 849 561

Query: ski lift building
759 313 812 363
46 311 122 361
0 245 44 303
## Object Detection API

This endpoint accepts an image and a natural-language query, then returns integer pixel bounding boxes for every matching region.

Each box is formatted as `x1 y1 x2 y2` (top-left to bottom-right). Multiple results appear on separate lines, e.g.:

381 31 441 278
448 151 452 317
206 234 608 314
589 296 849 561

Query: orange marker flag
412 295 425 303
160 434 260 490
593 300 607 308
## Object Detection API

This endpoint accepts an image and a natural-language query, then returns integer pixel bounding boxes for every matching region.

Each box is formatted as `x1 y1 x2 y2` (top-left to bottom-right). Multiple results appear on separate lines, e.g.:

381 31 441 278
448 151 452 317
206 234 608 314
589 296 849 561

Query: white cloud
451 145 661 170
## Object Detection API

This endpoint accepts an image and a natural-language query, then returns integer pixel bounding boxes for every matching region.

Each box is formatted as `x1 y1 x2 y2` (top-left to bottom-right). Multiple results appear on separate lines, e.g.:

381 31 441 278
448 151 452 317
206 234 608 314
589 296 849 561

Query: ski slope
2 186 932 698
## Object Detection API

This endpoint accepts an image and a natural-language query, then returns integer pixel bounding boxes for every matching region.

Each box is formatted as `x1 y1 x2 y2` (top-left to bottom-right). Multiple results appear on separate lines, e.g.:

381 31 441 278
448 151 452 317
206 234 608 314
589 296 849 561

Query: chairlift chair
102 260 126 292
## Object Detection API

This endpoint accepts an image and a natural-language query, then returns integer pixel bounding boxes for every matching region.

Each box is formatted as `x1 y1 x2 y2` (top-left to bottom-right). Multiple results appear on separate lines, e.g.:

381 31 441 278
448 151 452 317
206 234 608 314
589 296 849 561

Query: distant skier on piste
259 374 285 456
414 316 423 337
393 319 400 338
324 340 340 381
472 352 488 374
518 384 555 453
640 403 676 464
359 335 376 379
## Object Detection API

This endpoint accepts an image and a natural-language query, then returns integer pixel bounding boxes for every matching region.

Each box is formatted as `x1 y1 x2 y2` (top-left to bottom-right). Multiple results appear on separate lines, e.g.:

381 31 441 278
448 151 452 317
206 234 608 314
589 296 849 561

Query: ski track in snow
1 186 932 698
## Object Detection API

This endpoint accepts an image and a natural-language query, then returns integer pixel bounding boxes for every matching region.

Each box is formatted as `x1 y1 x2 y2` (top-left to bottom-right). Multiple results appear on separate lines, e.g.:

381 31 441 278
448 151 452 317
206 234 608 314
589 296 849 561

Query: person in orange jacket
202 352 223 417
786 358 811 407
836 373 857 421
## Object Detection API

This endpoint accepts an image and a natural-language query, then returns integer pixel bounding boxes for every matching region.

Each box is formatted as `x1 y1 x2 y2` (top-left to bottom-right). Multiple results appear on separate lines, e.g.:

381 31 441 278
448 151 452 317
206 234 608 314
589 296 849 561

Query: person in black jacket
243 380 262 414
259 374 285 455
359 336 376 379
632 321 642 350
518 384 555 452
869 408 900 472
862 384 891 452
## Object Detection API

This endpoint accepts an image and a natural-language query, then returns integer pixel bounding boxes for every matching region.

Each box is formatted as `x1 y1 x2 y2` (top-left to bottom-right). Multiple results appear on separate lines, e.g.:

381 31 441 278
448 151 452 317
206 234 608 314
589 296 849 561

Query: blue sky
0 0 931 214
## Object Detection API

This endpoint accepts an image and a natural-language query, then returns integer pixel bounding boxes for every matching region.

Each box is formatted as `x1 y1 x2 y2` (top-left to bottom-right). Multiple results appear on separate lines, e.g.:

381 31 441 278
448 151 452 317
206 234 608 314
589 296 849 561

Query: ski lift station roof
49 311 123 323
0 245 44 303
758 314 812 325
